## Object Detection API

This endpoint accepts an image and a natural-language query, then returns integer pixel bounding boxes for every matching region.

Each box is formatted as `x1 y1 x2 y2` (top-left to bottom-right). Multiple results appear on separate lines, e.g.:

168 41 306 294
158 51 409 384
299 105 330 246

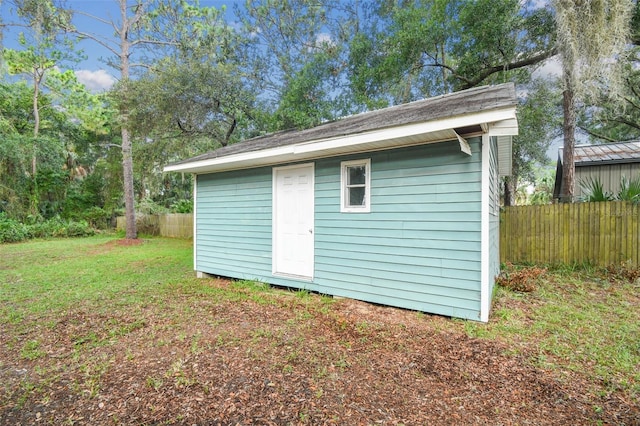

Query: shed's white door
273 163 314 279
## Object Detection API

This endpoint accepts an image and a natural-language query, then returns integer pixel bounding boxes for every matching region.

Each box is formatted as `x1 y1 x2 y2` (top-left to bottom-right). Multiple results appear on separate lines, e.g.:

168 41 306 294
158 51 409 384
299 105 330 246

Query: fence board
501 201 640 267
116 214 193 238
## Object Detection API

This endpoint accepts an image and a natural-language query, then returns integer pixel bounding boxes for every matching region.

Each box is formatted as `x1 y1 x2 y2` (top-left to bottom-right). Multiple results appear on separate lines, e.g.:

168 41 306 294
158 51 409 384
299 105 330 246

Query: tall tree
581 2 640 142
553 0 634 202
348 0 555 106
3 0 75 215
238 0 358 130
66 0 230 239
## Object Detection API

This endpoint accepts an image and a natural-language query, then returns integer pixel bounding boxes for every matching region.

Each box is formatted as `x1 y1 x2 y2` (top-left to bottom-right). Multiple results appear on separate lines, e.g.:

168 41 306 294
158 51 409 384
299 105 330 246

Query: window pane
347 165 366 185
348 187 366 206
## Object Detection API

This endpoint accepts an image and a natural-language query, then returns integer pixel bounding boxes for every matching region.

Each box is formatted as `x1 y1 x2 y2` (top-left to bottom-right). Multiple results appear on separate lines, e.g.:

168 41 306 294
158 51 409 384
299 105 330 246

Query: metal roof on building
571 141 640 165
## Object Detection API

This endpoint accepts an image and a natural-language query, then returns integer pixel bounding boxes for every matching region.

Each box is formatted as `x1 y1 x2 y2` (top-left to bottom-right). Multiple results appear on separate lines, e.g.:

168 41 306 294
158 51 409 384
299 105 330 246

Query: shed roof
165 83 518 174
570 141 640 166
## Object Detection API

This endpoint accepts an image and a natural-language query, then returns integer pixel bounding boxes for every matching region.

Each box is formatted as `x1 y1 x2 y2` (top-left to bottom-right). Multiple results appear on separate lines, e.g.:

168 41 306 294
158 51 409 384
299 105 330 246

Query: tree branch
457 48 558 89
67 29 119 57
72 10 113 27
579 126 618 142
130 39 178 48
223 118 237 146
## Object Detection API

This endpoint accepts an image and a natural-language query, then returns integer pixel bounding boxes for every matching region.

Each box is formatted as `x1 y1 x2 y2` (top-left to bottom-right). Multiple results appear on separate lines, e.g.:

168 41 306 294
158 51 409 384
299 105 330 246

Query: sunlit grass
463 265 640 398
0 235 195 320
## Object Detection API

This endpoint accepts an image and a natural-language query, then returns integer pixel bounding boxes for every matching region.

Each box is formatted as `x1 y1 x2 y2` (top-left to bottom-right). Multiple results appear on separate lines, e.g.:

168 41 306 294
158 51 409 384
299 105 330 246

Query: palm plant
579 177 614 201
617 175 640 202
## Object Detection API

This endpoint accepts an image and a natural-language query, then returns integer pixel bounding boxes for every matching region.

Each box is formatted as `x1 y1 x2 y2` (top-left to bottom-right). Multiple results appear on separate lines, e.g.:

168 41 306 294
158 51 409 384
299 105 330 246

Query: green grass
464 265 640 397
0 235 197 322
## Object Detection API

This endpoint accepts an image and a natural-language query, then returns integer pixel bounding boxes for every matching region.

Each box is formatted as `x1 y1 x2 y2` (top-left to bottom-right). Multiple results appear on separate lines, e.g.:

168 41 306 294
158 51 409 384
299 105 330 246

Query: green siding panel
195 139 485 320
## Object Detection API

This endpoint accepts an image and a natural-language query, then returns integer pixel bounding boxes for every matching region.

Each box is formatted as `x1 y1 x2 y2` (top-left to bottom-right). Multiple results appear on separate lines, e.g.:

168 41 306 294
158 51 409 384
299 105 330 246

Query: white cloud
532 55 562 80
315 32 334 47
75 69 116 92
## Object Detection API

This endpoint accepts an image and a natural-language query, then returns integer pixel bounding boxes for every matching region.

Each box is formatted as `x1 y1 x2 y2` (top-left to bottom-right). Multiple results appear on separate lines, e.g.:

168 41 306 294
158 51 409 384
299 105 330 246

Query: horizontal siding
195 140 484 320
195 169 321 292
313 140 483 319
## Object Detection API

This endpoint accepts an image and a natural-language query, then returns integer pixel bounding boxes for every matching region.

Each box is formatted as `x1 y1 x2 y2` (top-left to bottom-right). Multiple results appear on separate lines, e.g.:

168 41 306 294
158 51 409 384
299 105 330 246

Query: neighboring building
553 141 640 200
164 83 518 322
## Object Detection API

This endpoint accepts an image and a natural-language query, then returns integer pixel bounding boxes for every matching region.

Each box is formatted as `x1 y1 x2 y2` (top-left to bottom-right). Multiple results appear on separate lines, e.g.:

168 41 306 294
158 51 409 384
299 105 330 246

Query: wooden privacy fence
116 213 193 238
500 201 640 267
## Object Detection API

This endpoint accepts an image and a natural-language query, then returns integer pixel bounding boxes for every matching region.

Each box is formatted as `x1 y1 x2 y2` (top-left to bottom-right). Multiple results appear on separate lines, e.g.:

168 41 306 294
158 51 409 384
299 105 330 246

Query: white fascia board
487 118 519 136
164 107 517 174
163 144 297 173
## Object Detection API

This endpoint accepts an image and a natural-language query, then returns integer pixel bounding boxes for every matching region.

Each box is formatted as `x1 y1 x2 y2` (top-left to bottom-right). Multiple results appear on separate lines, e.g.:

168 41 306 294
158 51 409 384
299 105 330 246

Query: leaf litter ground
1 243 638 425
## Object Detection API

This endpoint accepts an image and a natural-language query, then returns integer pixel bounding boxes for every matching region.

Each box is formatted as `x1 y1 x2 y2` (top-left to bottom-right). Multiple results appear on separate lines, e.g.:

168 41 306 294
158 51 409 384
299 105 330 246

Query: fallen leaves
1 282 638 425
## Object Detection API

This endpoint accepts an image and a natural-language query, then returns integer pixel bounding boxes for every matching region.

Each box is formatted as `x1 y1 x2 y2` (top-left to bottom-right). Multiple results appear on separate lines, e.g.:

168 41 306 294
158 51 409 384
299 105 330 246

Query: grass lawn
1 235 638 425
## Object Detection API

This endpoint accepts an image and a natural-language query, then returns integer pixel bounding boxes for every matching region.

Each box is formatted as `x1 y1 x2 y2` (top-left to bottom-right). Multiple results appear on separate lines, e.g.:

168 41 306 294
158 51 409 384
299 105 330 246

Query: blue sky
1 0 242 91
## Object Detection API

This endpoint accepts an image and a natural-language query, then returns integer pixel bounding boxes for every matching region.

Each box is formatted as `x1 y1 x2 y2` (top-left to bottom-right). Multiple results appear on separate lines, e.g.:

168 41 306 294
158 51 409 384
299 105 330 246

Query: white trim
164 108 517 174
271 167 277 276
271 162 315 279
487 118 519 136
480 134 491 322
193 174 198 272
340 158 371 213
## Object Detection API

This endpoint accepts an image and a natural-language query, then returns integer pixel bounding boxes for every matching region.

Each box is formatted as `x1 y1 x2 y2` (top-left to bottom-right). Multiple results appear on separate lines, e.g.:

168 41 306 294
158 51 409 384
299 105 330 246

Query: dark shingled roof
168 83 516 167
573 141 640 165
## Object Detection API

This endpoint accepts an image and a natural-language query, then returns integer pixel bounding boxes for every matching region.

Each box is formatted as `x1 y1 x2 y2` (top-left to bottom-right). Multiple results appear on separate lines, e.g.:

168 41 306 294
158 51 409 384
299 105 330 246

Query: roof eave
164 107 517 175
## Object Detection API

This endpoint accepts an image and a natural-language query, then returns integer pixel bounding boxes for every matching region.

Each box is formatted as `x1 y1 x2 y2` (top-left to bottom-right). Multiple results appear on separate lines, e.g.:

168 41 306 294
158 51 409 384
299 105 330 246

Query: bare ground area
1 275 638 426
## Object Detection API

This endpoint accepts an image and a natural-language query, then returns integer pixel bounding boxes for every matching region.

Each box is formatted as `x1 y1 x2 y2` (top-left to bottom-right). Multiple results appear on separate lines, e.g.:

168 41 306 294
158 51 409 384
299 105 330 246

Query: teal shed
165 83 518 322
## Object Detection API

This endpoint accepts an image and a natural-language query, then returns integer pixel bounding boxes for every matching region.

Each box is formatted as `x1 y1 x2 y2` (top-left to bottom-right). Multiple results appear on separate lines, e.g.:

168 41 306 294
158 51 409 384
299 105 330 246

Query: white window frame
340 158 371 213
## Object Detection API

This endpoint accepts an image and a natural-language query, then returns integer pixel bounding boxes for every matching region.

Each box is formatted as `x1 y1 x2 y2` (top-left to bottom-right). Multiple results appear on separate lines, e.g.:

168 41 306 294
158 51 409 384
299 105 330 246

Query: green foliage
348 0 555 106
528 168 556 205
136 198 169 215
580 177 614 201
617 175 640 202
0 213 95 243
272 51 340 130
239 0 355 130
171 200 193 214
0 213 30 243
580 175 640 202
79 207 111 229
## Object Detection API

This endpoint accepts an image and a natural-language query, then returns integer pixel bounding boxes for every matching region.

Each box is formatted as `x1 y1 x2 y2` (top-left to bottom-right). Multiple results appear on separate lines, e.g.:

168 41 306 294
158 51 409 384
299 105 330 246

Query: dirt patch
108 238 146 247
1 281 638 425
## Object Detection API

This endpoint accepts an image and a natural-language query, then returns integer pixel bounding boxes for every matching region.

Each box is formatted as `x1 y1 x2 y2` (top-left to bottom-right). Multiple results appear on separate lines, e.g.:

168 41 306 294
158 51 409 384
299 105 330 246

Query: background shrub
0 214 95 243
0 213 29 243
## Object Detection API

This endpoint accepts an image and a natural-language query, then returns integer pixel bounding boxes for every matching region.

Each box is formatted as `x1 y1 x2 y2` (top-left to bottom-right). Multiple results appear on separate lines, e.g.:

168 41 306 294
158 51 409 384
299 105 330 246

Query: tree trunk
122 127 137 239
503 177 516 206
560 73 576 203
120 0 136 239
30 69 41 216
